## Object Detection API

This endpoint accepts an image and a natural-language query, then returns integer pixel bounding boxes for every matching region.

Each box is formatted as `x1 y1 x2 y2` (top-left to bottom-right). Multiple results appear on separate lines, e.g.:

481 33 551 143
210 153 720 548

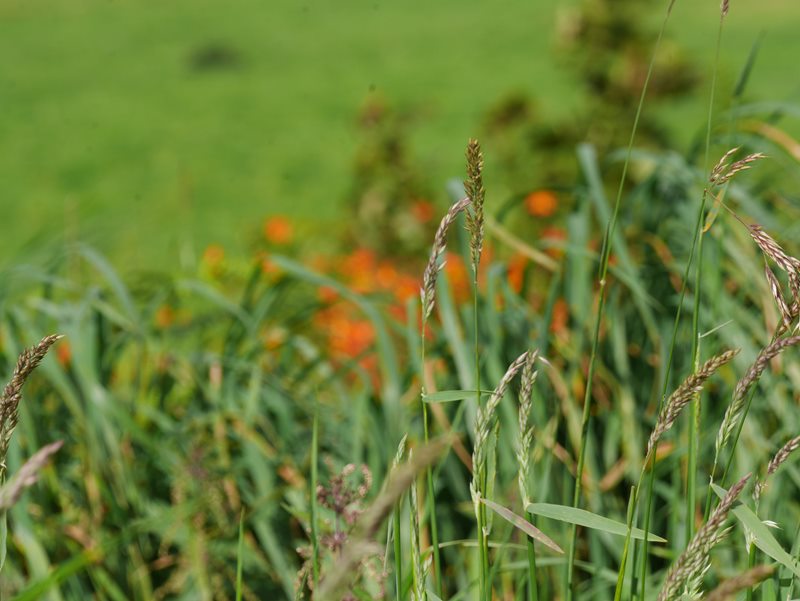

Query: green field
1 0 799 269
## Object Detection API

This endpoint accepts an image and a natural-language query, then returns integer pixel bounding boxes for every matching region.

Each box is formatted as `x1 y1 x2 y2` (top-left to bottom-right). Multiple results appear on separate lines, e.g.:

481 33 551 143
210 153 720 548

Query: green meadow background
1 0 799 268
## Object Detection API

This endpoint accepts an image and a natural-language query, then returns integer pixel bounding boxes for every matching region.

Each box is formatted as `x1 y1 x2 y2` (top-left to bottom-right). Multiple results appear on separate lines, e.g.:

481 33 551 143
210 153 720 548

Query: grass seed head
755 434 800 501
706 565 775 601
716 336 800 457
658 473 751 601
764 262 794 328
748 224 798 275
647 348 739 458
516 350 538 507
471 350 531 510
464 138 485 274
0 334 62 481
421 197 471 322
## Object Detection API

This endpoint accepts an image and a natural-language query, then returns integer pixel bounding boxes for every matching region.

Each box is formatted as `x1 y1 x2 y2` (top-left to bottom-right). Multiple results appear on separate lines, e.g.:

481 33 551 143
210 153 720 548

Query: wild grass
3 4 800 601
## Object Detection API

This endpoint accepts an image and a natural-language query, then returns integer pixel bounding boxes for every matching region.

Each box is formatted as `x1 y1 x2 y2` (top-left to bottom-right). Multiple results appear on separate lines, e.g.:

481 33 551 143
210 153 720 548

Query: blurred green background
1 0 799 268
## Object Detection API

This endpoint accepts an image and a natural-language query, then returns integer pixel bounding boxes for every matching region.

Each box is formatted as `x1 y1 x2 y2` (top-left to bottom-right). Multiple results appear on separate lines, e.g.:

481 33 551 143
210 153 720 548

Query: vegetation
3 1 800 600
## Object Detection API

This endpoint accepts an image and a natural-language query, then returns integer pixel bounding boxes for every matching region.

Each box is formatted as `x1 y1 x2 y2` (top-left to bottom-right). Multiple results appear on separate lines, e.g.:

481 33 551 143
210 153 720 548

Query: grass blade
527 503 667 543
711 484 800 578
481 498 562 554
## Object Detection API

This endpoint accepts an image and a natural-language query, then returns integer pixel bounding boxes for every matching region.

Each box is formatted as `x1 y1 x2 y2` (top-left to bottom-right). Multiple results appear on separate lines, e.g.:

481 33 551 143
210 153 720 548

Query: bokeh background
2 0 799 268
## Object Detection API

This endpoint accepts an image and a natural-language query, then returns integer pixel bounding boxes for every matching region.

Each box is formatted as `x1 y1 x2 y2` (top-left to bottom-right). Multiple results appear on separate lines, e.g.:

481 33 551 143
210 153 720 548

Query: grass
1 0 800 269
3 1 800 599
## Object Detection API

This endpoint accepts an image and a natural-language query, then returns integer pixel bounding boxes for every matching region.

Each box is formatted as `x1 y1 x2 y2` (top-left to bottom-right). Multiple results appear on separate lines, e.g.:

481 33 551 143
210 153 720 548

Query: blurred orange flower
203 244 225 267
550 297 569 334
410 200 435 224
525 190 558 218
343 248 378 293
393 273 419 304
56 340 72 367
444 252 470 305
507 253 528 294
324 311 376 359
318 286 338 304
376 262 399 289
155 305 175 329
263 216 293 245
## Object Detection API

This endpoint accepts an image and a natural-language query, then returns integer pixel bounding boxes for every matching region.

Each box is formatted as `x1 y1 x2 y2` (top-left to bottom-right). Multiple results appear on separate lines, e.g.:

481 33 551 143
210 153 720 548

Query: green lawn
1 0 798 269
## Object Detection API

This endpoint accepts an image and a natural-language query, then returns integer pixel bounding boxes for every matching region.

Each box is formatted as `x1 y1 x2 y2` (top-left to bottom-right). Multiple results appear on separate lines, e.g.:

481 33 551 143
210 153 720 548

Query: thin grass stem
565 2 677 598
310 403 320 590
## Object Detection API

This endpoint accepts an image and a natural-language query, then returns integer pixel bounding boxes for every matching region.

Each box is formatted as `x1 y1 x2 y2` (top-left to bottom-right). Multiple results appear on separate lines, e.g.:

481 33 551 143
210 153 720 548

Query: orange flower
155 305 175 329
375 261 399 290
343 248 378 293
443 252 470 305
263 216 293 245
328 315 376 359
410 200 435 224
393 273 419 304
550 297 569 334
56 340 72 367
318 286 339 304
202 244 225 267
507 253 528 294
525 190 558 218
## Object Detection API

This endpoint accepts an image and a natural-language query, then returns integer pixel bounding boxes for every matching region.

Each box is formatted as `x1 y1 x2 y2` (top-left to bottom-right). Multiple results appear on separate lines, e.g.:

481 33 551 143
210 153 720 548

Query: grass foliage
3 2 800 600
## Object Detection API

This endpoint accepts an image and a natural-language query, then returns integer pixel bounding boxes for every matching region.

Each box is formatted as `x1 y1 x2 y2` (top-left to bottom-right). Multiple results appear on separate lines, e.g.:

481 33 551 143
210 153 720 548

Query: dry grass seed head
408 452 427 601
517 350 539 507
754 434 800 501
763 262 794 328
421 197 471 322
709 148 765 185
705 564 774 601
471 350 531 507
647 348 740 458
657 473 751 601
0 440 63 510
748 224 798 275
716 336 800 456
0 334 62 480
710 147 740 183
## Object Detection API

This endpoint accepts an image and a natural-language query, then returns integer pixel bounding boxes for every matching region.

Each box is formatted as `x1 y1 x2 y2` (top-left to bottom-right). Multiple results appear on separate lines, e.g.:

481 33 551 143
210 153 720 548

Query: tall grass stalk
565 2 677 597
464 138 488 600
636 9 729 590
686 1 726 547
310 403 320 591
391 435 408 601
517 351 539 601
420 196 469 597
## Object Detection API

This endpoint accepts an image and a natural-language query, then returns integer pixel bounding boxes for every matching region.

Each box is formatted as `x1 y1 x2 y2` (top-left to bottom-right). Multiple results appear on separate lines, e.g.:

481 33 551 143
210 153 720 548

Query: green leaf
525 503 667 543
711 484 800 578
481 498 563 554
422 389 492 403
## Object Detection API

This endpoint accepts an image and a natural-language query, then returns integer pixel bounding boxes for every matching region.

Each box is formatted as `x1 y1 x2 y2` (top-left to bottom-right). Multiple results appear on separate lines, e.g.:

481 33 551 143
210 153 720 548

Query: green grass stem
310 404 320 591
565 2 676 598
